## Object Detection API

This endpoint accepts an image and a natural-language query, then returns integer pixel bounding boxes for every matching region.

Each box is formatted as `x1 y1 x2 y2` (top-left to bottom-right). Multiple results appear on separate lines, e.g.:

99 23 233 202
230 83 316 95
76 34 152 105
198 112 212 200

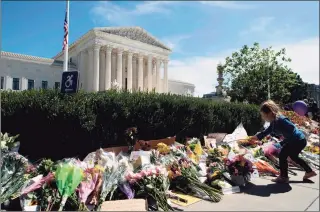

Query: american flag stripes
62 9 68 51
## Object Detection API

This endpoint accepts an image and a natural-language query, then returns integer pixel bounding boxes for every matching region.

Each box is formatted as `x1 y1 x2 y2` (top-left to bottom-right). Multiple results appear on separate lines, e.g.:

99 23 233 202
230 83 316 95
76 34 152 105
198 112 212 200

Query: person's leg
272 143 290 183
287 139 317 180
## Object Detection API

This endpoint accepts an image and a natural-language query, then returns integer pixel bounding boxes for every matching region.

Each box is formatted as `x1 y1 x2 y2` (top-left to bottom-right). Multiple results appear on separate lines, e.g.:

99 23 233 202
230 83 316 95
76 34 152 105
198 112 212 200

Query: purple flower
119 182 135 199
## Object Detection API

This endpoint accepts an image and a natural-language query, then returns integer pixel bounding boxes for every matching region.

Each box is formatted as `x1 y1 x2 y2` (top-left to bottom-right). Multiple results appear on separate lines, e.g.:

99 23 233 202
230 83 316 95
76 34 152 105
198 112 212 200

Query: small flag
62 8 68 51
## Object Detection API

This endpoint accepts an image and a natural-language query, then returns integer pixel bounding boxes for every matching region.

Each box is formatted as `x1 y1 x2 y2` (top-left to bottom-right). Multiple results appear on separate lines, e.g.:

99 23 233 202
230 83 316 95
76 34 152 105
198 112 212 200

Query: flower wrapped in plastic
55 161 84 211
224 154 254 182
168 158 222 202
0 152 30 204
125 165 173 211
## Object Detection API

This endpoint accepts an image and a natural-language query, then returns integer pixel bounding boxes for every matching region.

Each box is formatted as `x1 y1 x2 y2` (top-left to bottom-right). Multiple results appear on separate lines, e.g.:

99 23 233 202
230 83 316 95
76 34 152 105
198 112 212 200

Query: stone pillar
156 59 161 92
93 44 100 92
105 46 112 90
21 77 28 90
147 55 153 91
116 49 123 90
132 57 137 90
5 76 12 90
127 51 133 91
99 50 106 91
138 54 144 91
79 51 86 89
163 60 168 93
87 48 94 91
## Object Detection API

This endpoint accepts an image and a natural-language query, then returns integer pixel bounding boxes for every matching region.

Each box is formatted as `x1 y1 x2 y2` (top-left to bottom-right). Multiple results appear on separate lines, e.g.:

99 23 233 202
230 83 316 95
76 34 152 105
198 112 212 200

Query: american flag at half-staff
62 0 69 72
62 8 68 51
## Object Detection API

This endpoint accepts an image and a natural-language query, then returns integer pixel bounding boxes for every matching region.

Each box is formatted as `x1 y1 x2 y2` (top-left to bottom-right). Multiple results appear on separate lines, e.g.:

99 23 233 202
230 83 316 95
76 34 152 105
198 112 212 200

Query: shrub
1 90 262 161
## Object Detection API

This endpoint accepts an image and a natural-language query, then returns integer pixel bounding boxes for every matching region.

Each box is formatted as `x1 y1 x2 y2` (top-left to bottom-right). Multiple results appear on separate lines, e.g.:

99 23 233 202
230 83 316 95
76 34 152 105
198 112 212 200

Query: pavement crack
304 196 319 211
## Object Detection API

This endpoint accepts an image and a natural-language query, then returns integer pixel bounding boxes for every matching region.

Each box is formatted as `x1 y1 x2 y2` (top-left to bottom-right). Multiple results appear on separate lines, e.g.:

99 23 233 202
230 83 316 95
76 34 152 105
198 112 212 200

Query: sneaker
271 176 289 183
303 171 317 180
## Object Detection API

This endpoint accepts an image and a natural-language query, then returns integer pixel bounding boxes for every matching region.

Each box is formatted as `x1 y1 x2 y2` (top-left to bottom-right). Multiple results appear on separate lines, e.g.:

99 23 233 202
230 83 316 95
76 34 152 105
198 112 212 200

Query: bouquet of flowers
0 132 20 153
55 161 84 211
96 155 130 211
206 162 224 185
0 152 32 204
168 158 222 202
125 127 138 153
125 166 173 211
238 136 261 148
157 143 171 155
224 154 254 182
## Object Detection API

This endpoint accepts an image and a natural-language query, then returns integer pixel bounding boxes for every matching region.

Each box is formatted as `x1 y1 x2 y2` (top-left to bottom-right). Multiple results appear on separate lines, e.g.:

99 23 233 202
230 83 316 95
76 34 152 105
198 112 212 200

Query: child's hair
260 100 281 117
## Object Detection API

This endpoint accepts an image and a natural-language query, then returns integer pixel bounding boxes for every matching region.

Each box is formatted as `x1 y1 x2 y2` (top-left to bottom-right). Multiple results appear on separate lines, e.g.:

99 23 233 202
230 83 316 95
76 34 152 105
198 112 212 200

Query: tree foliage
221 43 307 104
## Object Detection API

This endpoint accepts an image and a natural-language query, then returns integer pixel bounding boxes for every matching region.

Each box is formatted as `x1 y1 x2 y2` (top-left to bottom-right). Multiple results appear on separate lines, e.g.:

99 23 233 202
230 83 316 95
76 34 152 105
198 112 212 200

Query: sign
61 71 79 94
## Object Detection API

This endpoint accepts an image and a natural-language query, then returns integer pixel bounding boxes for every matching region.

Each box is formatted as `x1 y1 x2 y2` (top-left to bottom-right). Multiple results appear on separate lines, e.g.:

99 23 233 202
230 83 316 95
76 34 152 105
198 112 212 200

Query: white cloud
200 1 256 9
90 1 176 25
239 17 275 36
161 35 192 53
169 37 319 97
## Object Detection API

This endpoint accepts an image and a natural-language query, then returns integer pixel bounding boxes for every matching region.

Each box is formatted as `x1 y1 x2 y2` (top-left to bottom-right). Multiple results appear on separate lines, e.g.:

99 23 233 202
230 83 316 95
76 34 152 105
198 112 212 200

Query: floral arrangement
224 155 253 181
238 136 261 148
304 145 320 155
168 158 222 202
1 132 20 153
125 166 173 211
0 152 34 204
282 111 311 128
125 127 138 153
157 143 170 155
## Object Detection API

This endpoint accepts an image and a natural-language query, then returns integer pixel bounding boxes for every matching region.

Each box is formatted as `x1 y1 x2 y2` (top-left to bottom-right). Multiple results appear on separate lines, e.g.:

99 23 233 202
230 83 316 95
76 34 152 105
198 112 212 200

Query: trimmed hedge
1 90 262 161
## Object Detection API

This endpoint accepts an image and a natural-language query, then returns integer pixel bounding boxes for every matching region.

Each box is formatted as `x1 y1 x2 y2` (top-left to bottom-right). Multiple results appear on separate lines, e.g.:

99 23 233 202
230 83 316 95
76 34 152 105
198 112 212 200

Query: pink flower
141 170 148 177
134 173 142 180
129 179 136 184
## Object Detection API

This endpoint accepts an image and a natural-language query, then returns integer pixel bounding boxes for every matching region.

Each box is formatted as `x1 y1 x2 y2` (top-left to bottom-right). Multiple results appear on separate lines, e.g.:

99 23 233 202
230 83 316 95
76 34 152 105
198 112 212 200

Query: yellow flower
211 171 220 178
240 161 246 167
94 165 105 172
194 142 203 156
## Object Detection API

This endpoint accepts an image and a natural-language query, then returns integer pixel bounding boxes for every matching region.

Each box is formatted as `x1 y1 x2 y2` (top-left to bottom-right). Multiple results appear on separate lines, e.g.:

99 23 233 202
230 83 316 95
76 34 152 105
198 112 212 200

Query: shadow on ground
242 182 292 197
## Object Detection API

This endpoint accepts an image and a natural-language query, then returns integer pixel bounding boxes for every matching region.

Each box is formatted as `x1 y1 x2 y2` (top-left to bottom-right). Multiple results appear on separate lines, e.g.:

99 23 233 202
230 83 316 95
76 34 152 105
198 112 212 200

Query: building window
28 79 35 90
12 78 20 90
55 82 61 89
42 81 48 89
1 77 4 89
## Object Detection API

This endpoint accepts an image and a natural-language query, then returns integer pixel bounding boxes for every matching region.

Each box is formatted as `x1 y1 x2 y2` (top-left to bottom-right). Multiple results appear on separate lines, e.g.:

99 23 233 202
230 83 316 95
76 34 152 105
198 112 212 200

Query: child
250 100 317 183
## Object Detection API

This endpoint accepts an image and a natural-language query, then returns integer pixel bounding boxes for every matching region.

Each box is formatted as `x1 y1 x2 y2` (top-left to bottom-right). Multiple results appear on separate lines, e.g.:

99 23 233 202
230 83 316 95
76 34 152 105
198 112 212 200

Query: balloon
293 100 308 116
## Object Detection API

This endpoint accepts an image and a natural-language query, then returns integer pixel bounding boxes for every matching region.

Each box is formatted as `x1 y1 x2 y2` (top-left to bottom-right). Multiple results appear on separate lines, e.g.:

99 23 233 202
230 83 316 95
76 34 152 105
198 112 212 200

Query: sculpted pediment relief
96 27 171 51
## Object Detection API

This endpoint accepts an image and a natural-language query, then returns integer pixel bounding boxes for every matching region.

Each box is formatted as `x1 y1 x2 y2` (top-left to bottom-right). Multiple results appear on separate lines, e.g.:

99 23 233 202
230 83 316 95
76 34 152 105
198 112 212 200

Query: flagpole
63 0 69 72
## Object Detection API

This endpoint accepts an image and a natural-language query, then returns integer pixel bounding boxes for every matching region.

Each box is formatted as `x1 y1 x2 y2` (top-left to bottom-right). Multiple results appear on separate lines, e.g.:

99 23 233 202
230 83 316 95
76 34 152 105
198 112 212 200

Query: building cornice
1 51 77 68
168 79 195 87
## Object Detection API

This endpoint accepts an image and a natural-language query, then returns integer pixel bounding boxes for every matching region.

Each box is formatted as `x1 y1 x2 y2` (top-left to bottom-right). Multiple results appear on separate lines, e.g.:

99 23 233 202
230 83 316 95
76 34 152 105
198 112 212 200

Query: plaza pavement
181 170 319 211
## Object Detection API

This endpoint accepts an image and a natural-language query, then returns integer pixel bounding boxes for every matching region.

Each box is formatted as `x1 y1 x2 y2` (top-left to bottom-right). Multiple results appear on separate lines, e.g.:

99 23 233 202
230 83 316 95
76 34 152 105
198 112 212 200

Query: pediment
96 27 171 51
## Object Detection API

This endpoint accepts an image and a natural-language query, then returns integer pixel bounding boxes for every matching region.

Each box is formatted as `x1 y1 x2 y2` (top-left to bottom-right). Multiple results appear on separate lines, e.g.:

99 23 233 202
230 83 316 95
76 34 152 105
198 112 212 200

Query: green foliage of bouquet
0 152 31 203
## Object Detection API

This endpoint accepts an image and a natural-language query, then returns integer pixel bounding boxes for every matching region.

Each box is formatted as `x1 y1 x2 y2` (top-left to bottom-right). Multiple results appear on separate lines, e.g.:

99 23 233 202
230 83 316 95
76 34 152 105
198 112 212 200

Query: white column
163 60 168 93
21 77 28 90
87 48 94 91
93 44 100 92
105 46 112 90
99 50 105 91
156 59 161 92
132 57 137 90
5 76 12 90
117 49 123 89
79 51 86 89
138 54 144 91
147 55 153 91
127 51 133 91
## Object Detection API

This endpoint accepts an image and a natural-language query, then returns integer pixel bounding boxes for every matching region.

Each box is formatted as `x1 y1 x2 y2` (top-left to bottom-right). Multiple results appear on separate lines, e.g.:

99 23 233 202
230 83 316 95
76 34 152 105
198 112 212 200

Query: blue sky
2 1 319 96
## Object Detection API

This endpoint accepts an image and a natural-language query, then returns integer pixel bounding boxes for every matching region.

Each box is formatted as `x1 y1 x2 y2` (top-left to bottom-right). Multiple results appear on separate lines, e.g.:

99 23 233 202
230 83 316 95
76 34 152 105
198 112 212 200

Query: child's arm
256 124 273 140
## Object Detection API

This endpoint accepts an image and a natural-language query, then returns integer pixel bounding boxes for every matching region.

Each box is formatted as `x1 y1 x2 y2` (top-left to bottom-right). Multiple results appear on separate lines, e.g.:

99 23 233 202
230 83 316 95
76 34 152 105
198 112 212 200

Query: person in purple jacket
250 100 317 183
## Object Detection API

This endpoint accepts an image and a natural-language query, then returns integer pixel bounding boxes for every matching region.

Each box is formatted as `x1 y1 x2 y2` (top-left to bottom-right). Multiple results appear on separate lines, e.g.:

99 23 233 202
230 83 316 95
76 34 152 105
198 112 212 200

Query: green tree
221 42 307 104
